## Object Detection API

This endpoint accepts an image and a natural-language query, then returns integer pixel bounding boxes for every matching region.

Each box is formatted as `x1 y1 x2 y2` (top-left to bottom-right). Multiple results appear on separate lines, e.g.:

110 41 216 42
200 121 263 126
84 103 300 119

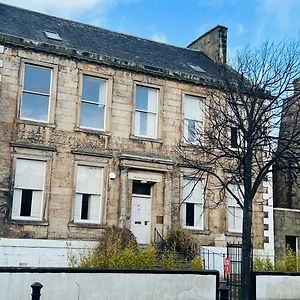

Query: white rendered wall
262 171 275 260
0 270 218 300
256 275 300 300
0 238 98 267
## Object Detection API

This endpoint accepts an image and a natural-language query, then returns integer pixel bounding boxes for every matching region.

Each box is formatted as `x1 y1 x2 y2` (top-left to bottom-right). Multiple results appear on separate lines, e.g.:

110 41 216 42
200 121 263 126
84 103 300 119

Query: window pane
20 189 32 217
231 127 238 148
146 113 156 137
185 96 202 121
136 86 157 112
21 92 49 121
228 207 235 231
186 203 194 226
135 112 156 137
82 76 106 104
132 181 151 195
76 165 102 194
24 65 51 94
15 159 46 190
136 86 149 110
81 194 90 220
80 102 104 129
31 190 43 218
135 111 147 136
184 119 196 142
147 88 158 112
194 204 203 228
183 179 202 204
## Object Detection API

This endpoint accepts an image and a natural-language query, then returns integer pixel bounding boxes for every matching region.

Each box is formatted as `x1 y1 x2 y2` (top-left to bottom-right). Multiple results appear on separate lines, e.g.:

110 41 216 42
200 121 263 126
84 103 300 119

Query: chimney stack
187 25 228 64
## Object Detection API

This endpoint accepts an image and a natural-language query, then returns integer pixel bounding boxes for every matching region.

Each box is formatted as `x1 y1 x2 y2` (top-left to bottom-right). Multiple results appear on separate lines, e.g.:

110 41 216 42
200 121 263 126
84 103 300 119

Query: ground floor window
74 165 103 224
11 158 46 220
181 178 203 229
227 184 243 233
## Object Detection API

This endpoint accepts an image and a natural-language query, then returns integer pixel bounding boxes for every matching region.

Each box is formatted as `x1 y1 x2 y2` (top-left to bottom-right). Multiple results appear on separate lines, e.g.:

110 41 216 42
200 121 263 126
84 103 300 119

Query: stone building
0 3 273 266
273 79 300 259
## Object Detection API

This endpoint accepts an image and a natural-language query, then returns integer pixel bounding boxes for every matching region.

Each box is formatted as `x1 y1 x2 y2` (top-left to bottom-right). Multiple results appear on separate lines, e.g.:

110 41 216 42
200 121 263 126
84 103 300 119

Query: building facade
0 3 273 266
273 79 300 259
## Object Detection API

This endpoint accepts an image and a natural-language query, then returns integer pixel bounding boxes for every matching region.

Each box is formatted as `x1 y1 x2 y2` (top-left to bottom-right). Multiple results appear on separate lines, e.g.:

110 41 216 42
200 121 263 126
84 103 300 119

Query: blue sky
2 0 300 58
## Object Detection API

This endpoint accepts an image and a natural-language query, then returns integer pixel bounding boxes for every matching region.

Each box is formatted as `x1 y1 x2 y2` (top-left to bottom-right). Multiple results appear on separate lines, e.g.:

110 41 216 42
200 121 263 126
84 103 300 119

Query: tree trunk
241 149 253 300
241 198 253 300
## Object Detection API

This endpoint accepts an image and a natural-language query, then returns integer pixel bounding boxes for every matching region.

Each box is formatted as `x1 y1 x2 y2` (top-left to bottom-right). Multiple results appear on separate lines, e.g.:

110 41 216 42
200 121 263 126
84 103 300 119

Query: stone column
163 171 172 236
119 166 129 228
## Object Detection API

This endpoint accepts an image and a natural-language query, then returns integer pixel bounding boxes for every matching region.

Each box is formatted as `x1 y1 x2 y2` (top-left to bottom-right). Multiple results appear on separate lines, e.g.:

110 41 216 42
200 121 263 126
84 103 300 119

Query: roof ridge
0 2 206 55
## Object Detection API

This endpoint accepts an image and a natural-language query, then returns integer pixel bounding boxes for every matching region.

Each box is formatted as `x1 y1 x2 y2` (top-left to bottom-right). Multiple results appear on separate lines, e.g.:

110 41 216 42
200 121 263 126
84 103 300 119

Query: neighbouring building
0 3 274 267
273 79 300 259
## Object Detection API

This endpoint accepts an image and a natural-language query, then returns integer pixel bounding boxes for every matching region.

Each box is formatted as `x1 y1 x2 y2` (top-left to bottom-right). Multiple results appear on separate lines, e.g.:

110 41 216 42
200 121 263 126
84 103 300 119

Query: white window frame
73 164 104 224
11 158 47 221
181 178 204 230
79 74 108 131
20 63 53 123
183 94 204 144
227 184 243 233
134 85 159 139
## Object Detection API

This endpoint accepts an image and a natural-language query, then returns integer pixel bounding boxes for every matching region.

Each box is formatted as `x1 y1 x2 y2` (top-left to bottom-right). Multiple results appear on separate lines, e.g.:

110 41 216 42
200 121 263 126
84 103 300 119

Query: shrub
191 256 204 270
166 226 198 260
68 226 157 270
252 256 274 272
285 248 297 272
264 257 274 271
161 252 175 270
97 225 138 253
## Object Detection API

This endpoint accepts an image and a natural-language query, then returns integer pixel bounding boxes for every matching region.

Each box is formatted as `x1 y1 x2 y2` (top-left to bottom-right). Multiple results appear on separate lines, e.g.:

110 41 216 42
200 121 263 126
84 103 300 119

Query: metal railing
154 228 167 252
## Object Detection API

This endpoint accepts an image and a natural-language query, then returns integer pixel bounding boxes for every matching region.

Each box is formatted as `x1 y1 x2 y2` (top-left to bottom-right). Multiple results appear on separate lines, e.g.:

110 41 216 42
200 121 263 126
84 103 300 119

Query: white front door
130 195 151 244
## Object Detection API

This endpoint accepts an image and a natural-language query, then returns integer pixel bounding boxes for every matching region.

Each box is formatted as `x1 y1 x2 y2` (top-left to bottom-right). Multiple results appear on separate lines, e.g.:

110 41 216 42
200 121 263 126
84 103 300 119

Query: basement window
44 31 62 41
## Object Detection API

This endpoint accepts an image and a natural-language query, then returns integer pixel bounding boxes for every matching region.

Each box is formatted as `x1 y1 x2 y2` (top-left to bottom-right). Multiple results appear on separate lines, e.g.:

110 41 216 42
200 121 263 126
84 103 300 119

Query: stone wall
0 43 266 249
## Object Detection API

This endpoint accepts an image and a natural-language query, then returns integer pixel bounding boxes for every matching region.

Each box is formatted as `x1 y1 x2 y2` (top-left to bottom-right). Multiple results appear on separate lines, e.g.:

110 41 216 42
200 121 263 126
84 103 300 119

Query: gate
226 243 242 300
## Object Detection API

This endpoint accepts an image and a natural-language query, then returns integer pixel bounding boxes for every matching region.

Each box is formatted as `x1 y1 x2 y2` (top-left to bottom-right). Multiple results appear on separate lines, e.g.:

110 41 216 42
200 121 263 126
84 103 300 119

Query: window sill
68 222 108 229
183 227 210 235
74 127 111 136
15 118 55 128
130 135 163 144
225 231 242 237
9 219 49 226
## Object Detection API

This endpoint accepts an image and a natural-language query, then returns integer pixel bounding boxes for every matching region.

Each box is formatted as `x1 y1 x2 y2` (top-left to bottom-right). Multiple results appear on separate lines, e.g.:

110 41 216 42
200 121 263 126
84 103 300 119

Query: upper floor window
74 165 103 224
227 184 243 233
11 158 47 221
181 178 204 230
80 75 107 130
184 95 204 143
135 85 158 138
230 127 239 148
20 64 52 122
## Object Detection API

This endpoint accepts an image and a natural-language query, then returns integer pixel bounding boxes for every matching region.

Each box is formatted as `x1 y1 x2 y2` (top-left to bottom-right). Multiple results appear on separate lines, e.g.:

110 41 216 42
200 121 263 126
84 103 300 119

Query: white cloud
150 32 168 43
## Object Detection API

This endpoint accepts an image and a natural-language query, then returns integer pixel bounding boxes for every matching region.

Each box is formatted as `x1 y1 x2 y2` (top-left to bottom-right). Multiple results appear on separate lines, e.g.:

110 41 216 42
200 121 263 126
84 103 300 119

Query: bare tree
176 40 300 300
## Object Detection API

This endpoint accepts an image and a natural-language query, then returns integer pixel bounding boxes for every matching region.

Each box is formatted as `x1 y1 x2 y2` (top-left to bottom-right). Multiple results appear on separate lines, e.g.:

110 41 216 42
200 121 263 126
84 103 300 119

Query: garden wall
0 267 219 300
253 272 300 300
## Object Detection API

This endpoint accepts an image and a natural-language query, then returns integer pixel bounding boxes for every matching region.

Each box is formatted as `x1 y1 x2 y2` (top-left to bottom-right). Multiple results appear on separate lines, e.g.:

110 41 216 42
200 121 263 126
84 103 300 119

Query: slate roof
0 3 226 85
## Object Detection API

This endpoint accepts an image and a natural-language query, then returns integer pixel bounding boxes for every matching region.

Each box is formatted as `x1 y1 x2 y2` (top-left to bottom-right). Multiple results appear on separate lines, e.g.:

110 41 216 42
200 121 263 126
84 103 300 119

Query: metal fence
226 243 242 300
200 247 226 277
